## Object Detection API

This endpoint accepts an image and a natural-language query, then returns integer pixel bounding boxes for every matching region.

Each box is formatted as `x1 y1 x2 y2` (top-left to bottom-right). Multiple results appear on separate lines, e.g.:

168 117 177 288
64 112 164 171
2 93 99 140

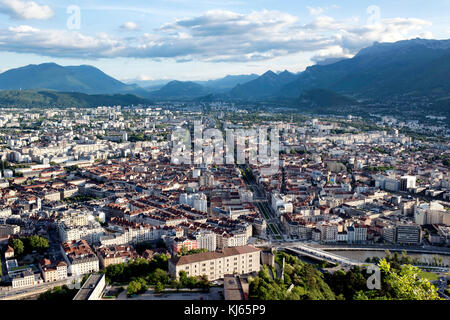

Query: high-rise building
396 224 422 245
400 176 416 191
194 230 217 252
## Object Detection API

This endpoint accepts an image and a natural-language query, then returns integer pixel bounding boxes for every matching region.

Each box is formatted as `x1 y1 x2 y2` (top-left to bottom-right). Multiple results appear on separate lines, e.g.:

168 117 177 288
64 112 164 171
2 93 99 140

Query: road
240 164 286 241
281 243 365 267
0 275 81 300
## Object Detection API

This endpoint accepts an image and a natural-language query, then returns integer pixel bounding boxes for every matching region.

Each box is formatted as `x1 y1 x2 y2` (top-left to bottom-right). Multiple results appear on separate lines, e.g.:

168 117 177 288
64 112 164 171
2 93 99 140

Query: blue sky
0 0 449 81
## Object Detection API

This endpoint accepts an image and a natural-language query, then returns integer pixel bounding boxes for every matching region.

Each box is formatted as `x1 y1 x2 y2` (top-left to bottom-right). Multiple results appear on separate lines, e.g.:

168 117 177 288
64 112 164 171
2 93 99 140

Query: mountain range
0 38 450 107
279 38 450 99
0 63 135 94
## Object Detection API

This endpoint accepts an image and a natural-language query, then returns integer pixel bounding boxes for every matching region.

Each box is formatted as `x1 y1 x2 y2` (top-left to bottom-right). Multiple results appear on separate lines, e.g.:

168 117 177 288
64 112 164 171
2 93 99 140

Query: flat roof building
73 273 106 300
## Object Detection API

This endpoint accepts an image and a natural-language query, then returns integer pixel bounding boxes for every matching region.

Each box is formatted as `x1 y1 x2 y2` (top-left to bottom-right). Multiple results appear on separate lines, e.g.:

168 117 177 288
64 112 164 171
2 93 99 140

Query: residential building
169 245 261 281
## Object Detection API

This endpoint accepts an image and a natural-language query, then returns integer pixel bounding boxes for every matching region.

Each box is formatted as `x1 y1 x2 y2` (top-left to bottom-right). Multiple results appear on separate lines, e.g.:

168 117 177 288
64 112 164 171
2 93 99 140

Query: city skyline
0 0 449 81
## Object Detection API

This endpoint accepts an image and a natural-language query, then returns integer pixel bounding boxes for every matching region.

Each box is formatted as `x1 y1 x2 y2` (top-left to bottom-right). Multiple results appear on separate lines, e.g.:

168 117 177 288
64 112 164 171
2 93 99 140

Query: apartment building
169 245 260 281
96 245 139 268
0 224 20 237
59 221 105 244
194 230 217 252
347 225 367 243
217 231 248 249
396 224 422 245
61 240 100 276
39 259 68 282
11 270 36 289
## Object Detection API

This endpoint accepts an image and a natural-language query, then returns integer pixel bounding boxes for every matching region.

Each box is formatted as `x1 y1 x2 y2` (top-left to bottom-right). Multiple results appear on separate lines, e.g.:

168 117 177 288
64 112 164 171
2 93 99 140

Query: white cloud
0 0 53 20
307 6 324 16
307 5 339 16
0 10 434 63
331 18 433 52
0 25 123 58
311 45 353 63
120 22 139 31
136 74 152 81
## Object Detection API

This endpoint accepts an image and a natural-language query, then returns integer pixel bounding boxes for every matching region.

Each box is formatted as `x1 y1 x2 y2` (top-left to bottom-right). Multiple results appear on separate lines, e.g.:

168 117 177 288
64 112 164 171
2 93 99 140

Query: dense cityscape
0 104 448 301
0 0 449 311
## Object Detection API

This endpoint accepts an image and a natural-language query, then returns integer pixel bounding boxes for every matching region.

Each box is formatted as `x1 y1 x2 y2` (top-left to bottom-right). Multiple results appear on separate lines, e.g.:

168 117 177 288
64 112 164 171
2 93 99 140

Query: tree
354 259 442 300
179 271 188 287
152 268 169 285
28 235 49 251
173 280 183 292
154 282 164 294
11 238 24 256
127 280 142 296
186 276 197 290
198 275 211 292
38 285 78 300
127 278 147 296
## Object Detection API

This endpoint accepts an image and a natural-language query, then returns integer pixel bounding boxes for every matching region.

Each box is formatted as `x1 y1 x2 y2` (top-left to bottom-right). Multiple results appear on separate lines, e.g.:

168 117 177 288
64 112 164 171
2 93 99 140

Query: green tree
127 280 142 296
38 285 78 301
354 259 441 300
154 282 164 293
11 238 24 256
28 235 49 251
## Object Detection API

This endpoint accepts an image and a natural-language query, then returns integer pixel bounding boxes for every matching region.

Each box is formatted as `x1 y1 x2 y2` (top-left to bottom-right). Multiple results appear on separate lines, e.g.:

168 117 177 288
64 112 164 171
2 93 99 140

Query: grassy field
419 271 440 281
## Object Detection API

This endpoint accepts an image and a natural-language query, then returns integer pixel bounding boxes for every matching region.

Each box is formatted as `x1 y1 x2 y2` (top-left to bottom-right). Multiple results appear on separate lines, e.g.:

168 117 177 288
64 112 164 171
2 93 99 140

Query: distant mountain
148 80 213 99
125 79 173 88
229 70 297 100
279 38 450 99
297 89 357 108
0 63 137 94
0 90 151 108
196 74 260 90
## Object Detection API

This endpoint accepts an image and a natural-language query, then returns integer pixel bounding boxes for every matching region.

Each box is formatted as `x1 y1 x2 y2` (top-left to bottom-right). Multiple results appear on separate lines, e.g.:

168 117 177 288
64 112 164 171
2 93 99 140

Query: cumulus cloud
331 17 433 52
120 22 139 31
0 0 53 20
311 45 353 63
0 25 123 58
0 9 433 63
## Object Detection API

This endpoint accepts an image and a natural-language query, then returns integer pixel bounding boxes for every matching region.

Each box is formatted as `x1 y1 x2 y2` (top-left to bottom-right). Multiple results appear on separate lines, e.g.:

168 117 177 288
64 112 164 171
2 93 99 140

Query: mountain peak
0 62 128 94
262 70 277 77
279 38 450 99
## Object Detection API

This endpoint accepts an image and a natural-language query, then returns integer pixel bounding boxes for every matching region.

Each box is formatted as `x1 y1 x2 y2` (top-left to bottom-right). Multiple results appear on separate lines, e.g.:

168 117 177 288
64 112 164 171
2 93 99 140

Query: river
330 250 450 266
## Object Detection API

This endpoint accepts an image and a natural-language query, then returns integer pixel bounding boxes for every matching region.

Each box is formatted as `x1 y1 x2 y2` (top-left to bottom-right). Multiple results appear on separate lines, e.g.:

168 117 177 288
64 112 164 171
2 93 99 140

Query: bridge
319 246 450 256
281 244 365 267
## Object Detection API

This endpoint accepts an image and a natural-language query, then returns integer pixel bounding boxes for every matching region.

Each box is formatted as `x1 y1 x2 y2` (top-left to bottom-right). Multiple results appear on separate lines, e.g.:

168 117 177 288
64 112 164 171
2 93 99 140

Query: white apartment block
59 221 105 244
169 245 261 281
194 230 217 252
179 193 208 213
